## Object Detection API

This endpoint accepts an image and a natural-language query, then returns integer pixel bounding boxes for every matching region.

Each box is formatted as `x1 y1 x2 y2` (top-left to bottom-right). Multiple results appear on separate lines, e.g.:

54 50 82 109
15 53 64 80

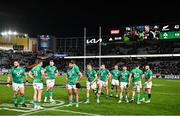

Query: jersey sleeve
8 68 12 74
149 71 153 76
127 71 130 76
45 66 48 71
22 68 26 76
74 66 81 75
93 70 97 76
110 70 113 74
106 69 110 74
130 70 133 75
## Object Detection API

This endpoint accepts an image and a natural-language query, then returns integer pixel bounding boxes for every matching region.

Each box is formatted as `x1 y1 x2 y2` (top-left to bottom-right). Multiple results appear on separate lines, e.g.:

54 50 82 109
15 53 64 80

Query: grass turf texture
0 75 180 115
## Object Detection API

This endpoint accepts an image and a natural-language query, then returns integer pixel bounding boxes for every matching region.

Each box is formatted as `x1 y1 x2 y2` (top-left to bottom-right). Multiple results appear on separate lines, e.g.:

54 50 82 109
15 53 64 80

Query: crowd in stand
0 46 180 75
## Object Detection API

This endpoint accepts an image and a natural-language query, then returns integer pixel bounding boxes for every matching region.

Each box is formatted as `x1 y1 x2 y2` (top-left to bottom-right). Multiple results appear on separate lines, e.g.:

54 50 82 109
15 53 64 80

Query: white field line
49 109 101 116
19 101 85 116
0 104 33 110
2 107 30 112
154 92 180 96
166 80 180 82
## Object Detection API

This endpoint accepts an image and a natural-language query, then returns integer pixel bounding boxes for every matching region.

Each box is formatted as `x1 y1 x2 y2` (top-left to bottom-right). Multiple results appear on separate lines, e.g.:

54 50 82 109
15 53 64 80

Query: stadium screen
107 24 180 42
38 35 53 50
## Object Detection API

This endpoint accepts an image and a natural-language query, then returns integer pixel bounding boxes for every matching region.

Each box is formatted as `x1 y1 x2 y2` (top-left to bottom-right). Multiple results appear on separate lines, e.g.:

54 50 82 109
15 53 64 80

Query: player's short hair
101 64 105 66
69 60 75 64
122 66 127 68
87 63 92 66
50 60 54 62
135 64 140 67
13 59 20 63
36 59 43 64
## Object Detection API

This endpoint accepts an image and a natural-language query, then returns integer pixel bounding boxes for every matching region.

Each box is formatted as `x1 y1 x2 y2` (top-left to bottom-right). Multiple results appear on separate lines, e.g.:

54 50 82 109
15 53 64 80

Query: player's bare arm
7 74 12 87
28 71 34 79
76 72 83 83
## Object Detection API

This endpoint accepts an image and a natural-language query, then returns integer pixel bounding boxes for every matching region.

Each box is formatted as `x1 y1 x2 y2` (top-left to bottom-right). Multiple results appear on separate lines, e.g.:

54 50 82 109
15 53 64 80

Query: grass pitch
0 75 180 115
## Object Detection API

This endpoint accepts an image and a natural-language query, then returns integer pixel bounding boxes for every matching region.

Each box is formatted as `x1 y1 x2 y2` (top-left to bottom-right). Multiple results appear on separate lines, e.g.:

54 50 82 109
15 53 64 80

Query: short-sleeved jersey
30 65 44 83
45 65 57 80
98 68 110 82
130 68 143 83
67 64 81 85
144 69 153 81
86 69 97 82
110 69 121 80
9 67 26 83
120 70 130 82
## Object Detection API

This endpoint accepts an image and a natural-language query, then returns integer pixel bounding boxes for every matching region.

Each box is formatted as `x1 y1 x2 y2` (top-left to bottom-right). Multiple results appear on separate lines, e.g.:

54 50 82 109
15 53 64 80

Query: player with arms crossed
110 65 121 98
28 60 45 109
96 64 111 103
7 60 27 107
140 65 153 103
84 64 98 104
66 60 82 107
118 66 130 103
129 64 143 104
44 60 59 102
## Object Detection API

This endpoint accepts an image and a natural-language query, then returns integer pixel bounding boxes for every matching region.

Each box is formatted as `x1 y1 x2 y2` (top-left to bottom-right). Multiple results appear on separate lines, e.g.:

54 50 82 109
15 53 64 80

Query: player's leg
146 88 151 103
110 80 115 97
118 85 123 103
13 90 19 107
44 80 50 102
136 82 141 104
33 89 38 109
85 81 90 103
49 87 55 102
115 85 118 97
125 84 129 103
140 87 147 102
105 82 109 99
92 83 97 96
130 83 136 102
97 83 103 103
85 88 90 103
19 85 27 107
49 80 55 102
115 80 119 97
37 89 43 109
12 83 19 107
66 85 73 106
73 86 79 107
145 82 152 103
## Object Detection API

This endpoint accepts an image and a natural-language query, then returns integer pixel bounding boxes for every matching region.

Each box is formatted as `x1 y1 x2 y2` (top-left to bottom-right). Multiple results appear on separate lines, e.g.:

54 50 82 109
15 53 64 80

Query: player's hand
76 80 79 84
144 82 148 85
25 82 28 86
7 83 10 87
128 82 130 87
66 84 68 89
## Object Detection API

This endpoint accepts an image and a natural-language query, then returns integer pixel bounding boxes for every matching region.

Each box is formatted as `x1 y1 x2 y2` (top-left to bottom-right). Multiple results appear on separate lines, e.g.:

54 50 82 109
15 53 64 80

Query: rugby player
7 60 27 107
84 64 98 104
28 60 45 109
44 60 59 102
118 66 130 103
129 64 143 104
96 64 111 103
66 60 82 107
110 65 121 98
140 65 153 103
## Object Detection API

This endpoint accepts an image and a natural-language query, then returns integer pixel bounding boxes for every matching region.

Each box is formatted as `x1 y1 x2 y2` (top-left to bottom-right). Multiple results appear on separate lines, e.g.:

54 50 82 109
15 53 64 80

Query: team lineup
6 59 153 110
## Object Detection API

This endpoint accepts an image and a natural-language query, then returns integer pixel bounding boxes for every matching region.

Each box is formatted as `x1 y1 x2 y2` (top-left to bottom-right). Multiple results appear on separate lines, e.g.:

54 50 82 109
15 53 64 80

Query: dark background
0 1 180 37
